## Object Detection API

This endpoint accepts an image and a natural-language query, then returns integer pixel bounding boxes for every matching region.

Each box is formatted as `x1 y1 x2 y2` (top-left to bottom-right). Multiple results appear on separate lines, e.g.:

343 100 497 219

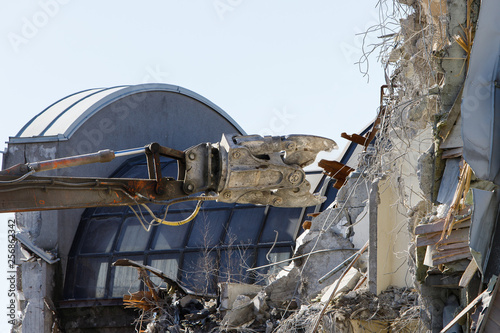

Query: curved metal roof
13 83 245 143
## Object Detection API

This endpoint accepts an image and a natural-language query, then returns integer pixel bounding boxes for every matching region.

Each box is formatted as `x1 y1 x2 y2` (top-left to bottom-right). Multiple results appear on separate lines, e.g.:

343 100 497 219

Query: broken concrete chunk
219 282 263 312
417 144 435 200
320 267 361 303
179 294 200 308
388 47 403 63
265 264 301 304
221 295 255 327
221 291 270 328
294 228 357 300
253 290 269 314
232 294 251 308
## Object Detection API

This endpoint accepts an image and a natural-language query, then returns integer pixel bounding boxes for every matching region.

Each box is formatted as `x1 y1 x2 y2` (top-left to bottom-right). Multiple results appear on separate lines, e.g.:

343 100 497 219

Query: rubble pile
273 287 423 333
331 287 420 322
124 266 425 333
140 295 219 333
122 0 498 331
127 285 277 332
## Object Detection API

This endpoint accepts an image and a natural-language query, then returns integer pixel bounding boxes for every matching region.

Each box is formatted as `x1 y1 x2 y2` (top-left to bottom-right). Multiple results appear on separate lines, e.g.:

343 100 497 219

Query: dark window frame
64 157 329 300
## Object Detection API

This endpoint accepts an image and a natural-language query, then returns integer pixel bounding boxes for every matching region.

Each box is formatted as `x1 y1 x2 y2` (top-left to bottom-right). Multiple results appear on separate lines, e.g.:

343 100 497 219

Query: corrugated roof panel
43 86 126 136
17 89 102 138
11 83 246 144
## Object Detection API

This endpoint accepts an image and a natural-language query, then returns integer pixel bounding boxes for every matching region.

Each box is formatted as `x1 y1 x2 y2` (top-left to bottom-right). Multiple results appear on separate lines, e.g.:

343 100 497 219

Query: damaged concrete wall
131 0 476 330
368 0 475 331
259 0 473 331
135 0 485 331
18 261 54 332
375 178 413 294
265 227 356 305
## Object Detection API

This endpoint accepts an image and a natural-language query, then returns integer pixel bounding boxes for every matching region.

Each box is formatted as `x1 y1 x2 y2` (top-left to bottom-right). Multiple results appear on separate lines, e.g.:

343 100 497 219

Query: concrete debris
274 287 423 333
221 291 270 329
220 295 255 328
219 282 263 312
330 287 421 324
417 144 435 199
264 262 302 305
8 0 491 331
129 0 487 331
141 293 219 333
271 226 358 302
16 232 59 264
320 267 361 303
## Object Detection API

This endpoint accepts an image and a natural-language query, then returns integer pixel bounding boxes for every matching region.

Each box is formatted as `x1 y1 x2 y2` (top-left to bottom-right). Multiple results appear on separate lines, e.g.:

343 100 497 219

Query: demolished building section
199 0 500 331
3 86 343 331
6 0 500 332
287 0 500 331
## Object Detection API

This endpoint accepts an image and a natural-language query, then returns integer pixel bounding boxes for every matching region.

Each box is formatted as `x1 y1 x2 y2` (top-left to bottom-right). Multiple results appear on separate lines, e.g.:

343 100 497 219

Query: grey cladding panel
461 0 500 185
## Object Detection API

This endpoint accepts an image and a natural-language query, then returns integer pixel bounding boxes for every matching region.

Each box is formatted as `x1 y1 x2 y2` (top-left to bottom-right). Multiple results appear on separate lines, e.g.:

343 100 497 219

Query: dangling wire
142 201 202 227
128 203 154 232
128 195 218 232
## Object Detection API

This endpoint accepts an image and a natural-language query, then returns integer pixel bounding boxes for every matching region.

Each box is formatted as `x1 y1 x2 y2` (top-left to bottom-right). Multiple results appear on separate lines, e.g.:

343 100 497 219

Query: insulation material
461 0 500 185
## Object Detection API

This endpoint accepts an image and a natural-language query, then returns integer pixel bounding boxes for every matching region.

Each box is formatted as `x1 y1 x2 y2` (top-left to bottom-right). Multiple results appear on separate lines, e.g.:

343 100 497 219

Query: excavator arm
0 134 336 213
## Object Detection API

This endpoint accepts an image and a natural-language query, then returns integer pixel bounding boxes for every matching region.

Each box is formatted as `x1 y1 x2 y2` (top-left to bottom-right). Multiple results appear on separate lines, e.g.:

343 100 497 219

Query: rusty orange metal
341 84 391 149
318 159 355 189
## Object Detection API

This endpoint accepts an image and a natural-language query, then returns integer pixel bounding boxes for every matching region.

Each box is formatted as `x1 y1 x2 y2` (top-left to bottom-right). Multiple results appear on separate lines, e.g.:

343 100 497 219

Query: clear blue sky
0 1 384 330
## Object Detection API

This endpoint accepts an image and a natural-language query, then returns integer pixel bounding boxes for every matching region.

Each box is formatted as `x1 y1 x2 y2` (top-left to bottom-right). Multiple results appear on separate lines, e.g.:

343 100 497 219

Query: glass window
93 205 128 215
187 210 230 248
266 251 291 276
260 207 302 243
74 258 108 299
115 217 152 252
180 251 218 295
161 160 178 179
120 163 149 179
219 248 255 284
224 207 266 245
80 218 121 254
321 179 338 211
148 254 180 287
151 213 191 250
306 172 325 193
255 247 292 283
165 199 198 212
66 155 329 300
110 256 143 298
